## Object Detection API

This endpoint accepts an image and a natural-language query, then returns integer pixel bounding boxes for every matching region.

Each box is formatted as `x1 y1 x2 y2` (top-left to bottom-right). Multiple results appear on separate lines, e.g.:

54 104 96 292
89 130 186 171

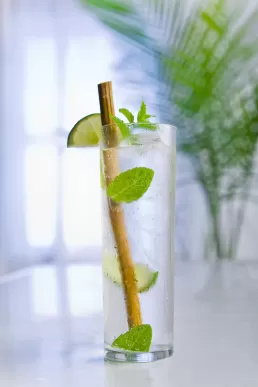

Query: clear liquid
102 131 175 359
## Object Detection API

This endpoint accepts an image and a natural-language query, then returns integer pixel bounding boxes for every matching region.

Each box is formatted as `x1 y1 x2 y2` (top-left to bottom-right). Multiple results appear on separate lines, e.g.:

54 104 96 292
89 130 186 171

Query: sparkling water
102 127 176 361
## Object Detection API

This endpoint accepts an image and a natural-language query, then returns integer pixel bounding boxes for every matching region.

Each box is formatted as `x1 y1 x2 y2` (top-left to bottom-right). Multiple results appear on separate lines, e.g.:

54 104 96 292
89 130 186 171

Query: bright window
23 34 114 254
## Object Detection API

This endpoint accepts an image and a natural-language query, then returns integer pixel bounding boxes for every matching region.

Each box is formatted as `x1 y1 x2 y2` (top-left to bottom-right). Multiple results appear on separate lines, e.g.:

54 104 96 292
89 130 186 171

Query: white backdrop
0 0 122 272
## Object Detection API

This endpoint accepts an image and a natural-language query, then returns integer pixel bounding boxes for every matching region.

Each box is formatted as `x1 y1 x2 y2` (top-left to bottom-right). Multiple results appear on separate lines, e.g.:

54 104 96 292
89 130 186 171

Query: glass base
105 345 173 363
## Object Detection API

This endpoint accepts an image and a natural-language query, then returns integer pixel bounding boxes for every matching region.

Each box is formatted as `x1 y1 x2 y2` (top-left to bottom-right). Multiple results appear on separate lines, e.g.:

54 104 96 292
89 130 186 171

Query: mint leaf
107 167 154 203
119 108 134 123
112 324 152 352
137 100 147 122
137 101 156 124
112 116 131 138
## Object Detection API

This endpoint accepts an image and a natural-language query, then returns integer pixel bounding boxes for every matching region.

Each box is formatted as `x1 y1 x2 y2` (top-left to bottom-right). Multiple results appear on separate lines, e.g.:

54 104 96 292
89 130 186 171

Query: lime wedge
67 113 102 147
103 255 158 293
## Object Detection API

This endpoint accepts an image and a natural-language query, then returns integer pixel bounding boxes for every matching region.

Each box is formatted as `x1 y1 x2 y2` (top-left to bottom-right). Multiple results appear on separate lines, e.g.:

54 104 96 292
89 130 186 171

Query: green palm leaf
83 0 258 260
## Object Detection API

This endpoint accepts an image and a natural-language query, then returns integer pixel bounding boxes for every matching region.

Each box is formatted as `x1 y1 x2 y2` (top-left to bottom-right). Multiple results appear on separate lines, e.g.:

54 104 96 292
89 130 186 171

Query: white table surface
0 261 257 387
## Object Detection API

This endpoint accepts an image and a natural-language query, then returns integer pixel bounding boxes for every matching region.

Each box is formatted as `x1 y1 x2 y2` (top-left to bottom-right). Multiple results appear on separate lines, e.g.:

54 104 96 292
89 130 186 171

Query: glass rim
102 122 177 131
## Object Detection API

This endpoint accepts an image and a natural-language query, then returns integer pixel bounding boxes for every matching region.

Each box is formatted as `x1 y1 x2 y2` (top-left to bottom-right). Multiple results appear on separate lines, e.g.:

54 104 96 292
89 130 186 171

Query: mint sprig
107 167 154 203
112 100 156 140
112 324 152 352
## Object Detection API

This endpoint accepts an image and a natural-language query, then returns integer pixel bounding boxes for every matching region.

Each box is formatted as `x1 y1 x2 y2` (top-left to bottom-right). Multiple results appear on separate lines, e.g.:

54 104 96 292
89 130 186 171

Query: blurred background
1 0 258 277
0 0 258 380
1 0 258 319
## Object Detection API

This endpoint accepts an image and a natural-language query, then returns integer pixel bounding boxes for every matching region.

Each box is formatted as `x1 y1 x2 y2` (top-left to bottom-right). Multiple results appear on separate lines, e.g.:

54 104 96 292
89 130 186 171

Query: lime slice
103 255 158 293
67 113 101 147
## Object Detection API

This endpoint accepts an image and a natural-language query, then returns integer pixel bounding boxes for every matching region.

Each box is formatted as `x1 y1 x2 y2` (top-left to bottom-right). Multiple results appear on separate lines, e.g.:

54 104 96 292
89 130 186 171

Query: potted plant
82 0 258 261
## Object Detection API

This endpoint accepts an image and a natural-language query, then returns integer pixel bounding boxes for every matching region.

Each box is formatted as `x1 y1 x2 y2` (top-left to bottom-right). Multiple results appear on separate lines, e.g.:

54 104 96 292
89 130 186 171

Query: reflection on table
0 261 258 387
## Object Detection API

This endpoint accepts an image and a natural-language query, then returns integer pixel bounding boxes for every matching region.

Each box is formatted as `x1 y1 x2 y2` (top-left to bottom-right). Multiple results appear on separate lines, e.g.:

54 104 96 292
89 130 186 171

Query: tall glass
101 123 176 363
